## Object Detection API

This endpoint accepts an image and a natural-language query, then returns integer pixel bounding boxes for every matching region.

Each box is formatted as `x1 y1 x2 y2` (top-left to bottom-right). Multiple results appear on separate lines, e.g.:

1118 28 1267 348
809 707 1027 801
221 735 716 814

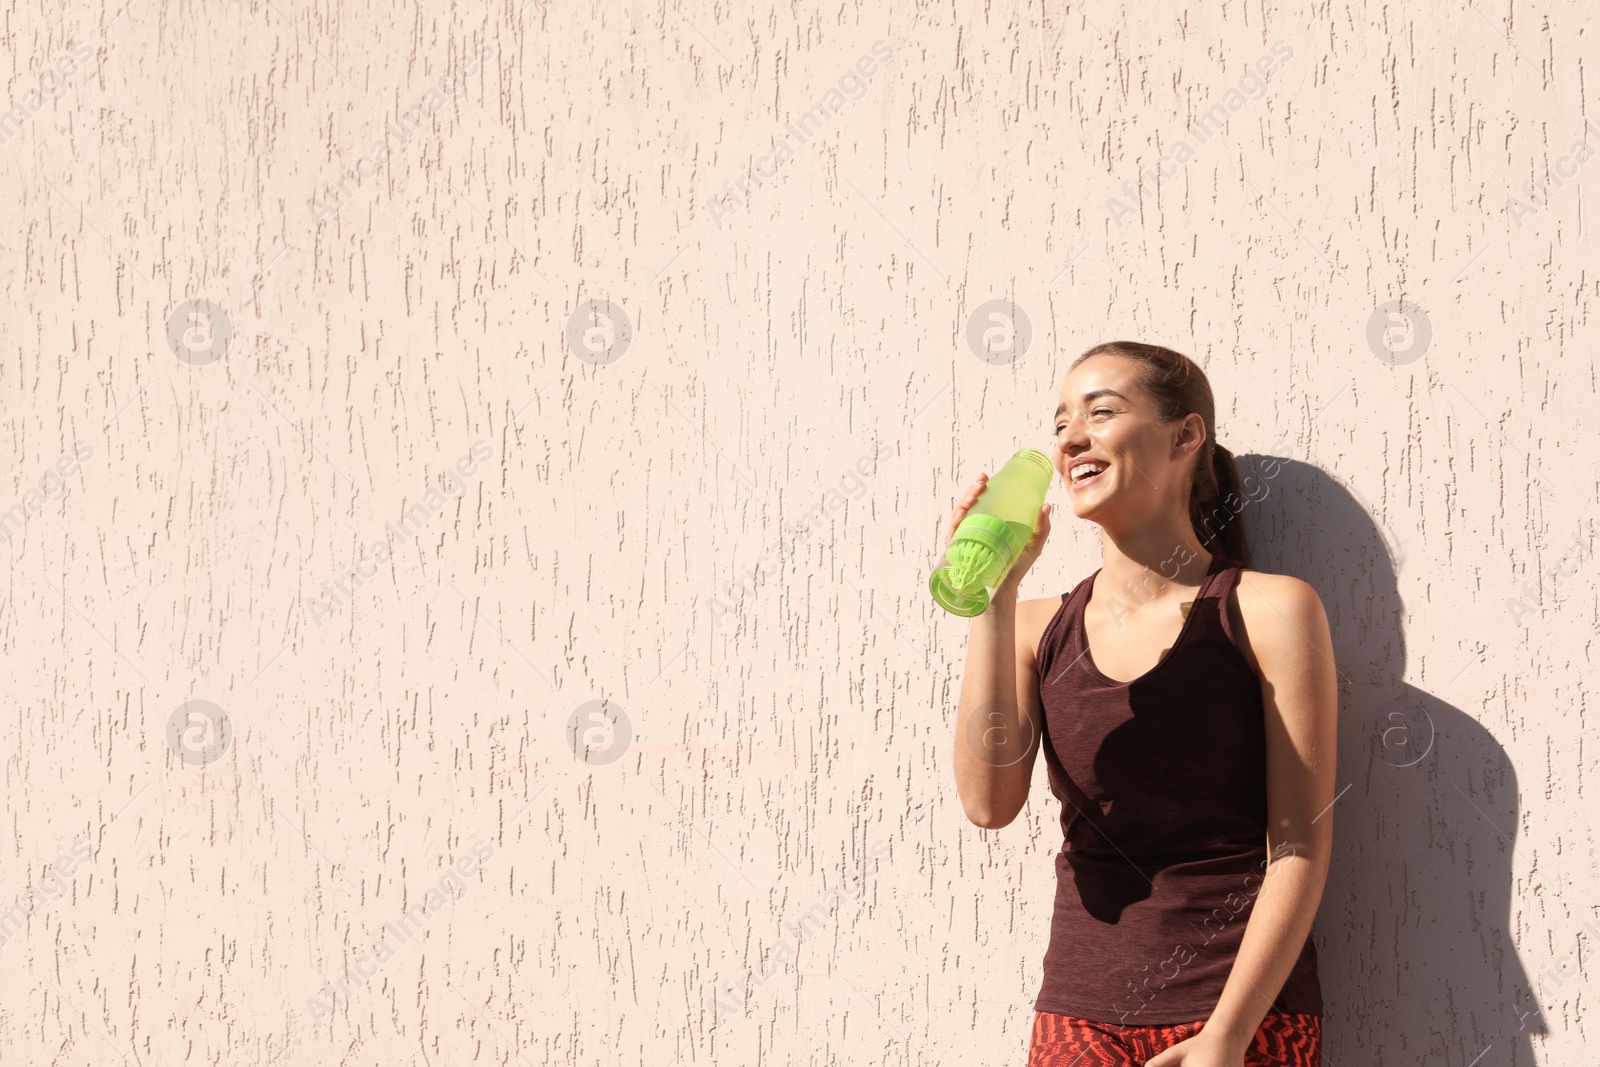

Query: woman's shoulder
1230 566 1324 612
1224 567 1330 670
1015 591 1075 668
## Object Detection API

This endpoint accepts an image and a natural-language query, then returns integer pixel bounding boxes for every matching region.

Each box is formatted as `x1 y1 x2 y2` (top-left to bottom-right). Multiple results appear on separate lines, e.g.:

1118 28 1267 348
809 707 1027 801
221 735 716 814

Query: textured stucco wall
2 1 1597 1064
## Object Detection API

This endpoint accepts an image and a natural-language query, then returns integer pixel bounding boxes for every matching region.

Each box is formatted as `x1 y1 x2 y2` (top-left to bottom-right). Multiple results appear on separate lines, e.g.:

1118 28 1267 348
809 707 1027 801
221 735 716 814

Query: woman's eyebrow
1054 389 1130 419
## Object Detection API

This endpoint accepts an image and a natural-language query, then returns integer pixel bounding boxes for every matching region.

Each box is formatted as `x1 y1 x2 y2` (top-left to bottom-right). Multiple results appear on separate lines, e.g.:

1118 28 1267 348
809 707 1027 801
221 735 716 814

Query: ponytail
1190 442 1251 566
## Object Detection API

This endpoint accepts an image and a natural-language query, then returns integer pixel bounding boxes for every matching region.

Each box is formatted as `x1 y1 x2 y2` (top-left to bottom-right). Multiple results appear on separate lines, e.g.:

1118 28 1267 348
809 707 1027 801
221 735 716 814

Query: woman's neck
1098 523 1214 595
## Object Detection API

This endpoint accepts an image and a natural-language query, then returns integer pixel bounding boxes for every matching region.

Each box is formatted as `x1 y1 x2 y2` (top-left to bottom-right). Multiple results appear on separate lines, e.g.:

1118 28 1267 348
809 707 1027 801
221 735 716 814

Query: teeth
1073 463 1105 481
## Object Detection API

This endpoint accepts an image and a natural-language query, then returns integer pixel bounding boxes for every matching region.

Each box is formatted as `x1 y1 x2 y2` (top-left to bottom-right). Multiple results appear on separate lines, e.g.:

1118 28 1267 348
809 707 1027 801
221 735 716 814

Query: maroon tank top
1033 552 1322 1024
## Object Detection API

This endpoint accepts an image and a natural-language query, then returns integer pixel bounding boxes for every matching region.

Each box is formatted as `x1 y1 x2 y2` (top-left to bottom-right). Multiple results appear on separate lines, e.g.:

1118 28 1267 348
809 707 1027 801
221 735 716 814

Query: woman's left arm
1148 573 1339 1066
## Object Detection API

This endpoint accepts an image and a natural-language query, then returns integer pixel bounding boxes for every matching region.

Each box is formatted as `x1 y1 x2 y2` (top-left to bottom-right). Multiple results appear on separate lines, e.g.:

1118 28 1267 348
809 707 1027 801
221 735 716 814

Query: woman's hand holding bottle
943 472 1053 603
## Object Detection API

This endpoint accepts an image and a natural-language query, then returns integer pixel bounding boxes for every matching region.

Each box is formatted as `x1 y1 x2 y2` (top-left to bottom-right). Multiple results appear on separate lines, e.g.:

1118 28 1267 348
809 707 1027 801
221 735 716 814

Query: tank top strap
1196 552 1229 594
1206 555 1245 643
1039 573 1097 682
1063 569 1097 608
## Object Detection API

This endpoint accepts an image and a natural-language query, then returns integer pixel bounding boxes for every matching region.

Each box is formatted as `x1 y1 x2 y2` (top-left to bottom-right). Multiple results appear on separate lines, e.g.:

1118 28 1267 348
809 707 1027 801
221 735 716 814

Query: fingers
945 473 990 544
960 473 989 506
996 504 1053 592
1022 503 1052 553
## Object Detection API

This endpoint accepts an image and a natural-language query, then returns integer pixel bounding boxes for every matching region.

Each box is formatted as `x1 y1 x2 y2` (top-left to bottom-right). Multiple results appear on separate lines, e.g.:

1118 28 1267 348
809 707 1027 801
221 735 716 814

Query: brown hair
1069 341 1251 566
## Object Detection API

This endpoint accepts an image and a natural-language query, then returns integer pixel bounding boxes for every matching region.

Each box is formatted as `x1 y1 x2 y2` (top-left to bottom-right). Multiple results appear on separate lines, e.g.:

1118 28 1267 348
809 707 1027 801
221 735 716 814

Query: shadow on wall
1235 453 1544 1067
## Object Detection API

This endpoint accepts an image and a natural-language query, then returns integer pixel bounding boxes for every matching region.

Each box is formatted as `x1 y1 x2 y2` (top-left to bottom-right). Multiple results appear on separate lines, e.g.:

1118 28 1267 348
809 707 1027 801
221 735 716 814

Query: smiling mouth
1070 462 1109 490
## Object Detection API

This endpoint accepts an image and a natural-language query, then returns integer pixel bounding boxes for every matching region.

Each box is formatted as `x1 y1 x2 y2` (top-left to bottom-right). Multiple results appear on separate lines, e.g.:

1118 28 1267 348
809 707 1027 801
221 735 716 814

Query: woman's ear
1172 412 1207 458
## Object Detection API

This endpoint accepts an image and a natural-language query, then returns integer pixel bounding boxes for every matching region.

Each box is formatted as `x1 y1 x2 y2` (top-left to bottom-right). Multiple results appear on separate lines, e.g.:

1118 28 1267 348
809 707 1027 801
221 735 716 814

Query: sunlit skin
947 352 1339 1066
1049 353 1215 600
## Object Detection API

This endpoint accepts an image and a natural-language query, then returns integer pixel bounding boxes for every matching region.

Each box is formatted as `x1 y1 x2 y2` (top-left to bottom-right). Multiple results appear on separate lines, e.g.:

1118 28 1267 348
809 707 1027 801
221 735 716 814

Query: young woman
949 342 1336 1066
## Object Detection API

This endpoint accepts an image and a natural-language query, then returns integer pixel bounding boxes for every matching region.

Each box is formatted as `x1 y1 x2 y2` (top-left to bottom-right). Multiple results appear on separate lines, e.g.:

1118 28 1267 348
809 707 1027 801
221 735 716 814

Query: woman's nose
1055 414 1086 449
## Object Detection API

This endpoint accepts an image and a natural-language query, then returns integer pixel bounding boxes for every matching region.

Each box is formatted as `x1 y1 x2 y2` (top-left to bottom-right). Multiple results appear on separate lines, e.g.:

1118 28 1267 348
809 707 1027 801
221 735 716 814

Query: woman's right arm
953 592 1052 829
945 475 1054 829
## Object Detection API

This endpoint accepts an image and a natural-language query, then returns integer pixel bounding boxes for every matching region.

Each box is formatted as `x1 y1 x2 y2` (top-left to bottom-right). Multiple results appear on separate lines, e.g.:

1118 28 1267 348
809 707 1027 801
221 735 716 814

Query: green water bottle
929 448 1054 616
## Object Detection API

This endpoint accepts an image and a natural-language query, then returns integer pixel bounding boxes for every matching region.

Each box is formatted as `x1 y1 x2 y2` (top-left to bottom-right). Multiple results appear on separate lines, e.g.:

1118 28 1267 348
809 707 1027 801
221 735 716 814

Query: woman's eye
1056 409 1111 434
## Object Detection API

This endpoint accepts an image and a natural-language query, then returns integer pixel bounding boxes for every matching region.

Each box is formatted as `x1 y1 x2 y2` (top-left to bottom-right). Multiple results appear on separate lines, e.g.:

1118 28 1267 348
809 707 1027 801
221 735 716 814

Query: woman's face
1050 354 1203 526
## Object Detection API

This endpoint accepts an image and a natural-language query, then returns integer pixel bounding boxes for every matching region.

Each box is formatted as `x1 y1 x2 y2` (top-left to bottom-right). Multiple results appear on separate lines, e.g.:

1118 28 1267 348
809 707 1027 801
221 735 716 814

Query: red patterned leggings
1028 1010 1321 1066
